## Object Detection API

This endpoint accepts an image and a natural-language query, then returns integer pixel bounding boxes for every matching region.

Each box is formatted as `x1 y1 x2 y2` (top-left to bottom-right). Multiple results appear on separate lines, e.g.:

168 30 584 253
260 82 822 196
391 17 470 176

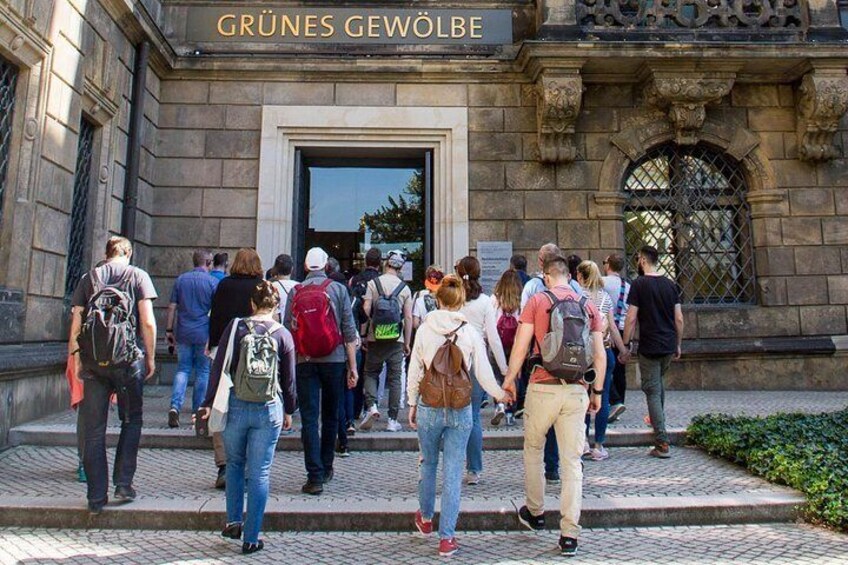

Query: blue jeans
417 404 473 540
81 360 145 507
465 374 484 474
297 362 345 483
170 343 210 414
585 349 615 445
337 384 354 448
545 427 559 476
222 394 283 545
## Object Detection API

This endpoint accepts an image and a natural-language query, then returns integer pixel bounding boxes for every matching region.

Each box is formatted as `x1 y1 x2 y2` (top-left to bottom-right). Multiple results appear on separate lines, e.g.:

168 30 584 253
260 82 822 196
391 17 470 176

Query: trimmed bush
688 409 848 531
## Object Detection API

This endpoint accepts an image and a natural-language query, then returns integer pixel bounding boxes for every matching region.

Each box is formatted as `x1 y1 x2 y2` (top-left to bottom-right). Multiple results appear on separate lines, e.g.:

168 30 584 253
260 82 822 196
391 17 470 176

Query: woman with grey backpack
197 281 297 554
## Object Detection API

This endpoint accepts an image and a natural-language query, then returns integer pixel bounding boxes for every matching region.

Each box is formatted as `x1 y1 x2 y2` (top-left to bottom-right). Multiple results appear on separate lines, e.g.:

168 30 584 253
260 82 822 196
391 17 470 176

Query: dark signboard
185 6 514 45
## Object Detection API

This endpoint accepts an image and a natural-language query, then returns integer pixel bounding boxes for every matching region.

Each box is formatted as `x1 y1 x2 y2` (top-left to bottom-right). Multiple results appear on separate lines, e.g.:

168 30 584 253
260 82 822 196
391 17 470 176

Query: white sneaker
465 472 481 485
359 405 380 431
587 447 610 461
386 418 402 432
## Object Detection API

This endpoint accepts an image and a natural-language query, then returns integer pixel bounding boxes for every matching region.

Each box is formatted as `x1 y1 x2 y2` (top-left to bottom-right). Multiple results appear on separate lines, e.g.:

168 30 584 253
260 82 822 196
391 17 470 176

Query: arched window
623 144 755 305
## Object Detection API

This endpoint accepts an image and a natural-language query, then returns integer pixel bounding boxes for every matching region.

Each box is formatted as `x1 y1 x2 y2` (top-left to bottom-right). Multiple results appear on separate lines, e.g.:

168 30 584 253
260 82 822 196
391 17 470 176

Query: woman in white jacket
407 275 509 557
455 256 509 486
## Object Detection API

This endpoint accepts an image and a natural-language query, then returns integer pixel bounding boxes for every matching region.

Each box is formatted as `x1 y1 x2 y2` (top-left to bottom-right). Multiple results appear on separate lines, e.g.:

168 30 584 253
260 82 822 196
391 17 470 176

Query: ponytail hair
436 274 466 310
455 256 482 301
251 280 280 313
576 260 603 293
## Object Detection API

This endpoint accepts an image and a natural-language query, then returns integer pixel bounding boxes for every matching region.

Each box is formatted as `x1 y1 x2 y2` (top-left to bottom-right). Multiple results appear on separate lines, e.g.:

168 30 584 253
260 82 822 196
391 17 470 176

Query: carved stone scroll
537 72 583 163
796 69 848 162
642 74 735 145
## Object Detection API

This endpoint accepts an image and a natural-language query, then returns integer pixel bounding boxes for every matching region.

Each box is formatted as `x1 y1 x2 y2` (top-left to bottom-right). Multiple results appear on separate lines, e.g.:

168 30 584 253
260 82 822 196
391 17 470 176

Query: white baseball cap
305 247 328 271
387 250 406 269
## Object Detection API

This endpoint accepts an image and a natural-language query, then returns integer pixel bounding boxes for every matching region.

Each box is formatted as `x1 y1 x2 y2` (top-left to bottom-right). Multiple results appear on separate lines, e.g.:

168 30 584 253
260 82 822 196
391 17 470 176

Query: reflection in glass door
292 152 432 288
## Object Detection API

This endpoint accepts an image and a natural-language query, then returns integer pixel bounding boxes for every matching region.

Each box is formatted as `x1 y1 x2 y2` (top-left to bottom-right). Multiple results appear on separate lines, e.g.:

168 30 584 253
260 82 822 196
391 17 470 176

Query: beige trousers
523 382 589 538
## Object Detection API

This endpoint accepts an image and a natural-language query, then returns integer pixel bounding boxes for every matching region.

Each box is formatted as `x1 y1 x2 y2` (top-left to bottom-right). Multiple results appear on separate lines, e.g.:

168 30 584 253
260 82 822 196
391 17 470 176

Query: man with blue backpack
360 250 413 432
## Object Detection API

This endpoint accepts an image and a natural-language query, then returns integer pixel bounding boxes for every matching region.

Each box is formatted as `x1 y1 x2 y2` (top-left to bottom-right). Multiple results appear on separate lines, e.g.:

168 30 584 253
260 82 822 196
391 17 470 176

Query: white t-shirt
412 290 438 323
274 279 299 320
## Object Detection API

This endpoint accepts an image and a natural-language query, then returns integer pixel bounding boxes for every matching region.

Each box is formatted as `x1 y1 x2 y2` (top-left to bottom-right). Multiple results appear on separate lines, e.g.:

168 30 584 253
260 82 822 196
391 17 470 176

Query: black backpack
77 268 140 370
371 278 407 341
351 270 379 329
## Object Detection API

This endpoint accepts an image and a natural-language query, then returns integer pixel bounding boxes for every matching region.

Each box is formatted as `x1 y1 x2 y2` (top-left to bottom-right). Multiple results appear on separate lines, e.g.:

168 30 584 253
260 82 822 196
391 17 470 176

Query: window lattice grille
623 144 756 305
65 119 96 302
0 57 19 224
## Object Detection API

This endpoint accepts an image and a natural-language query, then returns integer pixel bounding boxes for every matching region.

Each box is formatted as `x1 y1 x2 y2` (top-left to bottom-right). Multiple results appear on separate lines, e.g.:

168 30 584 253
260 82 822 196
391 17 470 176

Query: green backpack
233 319 282 403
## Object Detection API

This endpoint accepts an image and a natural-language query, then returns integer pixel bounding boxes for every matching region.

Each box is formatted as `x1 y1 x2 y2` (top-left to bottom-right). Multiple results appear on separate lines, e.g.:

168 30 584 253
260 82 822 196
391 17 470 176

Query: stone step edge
0 492 803 531
8 426 688 450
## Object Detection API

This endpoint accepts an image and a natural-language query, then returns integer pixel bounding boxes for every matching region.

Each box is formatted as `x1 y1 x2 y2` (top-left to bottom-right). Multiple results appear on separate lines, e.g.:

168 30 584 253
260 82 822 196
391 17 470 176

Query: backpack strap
389 280 407 301
89 267 104 294
374 277 387 298
615 279 627 325
319 278 334 292
446 321 466 341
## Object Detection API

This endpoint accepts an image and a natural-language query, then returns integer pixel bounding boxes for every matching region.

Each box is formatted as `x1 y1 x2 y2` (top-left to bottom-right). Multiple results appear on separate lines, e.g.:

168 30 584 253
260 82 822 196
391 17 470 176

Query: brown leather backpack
419 323 472 409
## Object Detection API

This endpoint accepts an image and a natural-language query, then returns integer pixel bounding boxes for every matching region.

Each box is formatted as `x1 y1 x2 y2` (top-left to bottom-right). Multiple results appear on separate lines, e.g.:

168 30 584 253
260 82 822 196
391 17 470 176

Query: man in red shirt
503 255 606 558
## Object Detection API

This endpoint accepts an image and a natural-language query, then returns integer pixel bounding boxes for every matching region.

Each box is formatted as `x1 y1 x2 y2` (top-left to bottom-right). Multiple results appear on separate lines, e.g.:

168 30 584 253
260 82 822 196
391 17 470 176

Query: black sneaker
324 468 334 483
517 505 545 531
242 540 264 554
336 445 350 458
301 481 323 495
215 465 226 490
221 522 243 540
545 472 561 486
88 500 106 515
168 408 180 428
346 423 356 436
114 485 136 503
559 536 578 557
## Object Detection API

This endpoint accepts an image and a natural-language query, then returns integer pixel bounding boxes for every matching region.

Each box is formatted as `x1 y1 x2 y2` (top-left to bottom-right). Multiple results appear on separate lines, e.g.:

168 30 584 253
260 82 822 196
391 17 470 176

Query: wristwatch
591 388 604 395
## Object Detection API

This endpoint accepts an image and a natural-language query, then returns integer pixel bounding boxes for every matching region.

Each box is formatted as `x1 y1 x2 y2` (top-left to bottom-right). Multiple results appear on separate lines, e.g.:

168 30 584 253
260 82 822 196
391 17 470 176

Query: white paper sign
401 260 413 282
477 241 513 295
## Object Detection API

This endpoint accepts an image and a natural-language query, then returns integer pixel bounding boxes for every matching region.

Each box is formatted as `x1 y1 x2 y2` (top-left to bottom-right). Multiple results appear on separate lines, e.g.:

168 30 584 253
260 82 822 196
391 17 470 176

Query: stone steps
8 423 687 451
0 445 805 532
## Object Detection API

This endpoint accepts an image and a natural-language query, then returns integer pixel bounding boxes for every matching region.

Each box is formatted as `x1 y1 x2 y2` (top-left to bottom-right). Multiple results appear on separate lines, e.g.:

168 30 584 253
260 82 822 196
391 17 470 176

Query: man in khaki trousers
503 255 606 558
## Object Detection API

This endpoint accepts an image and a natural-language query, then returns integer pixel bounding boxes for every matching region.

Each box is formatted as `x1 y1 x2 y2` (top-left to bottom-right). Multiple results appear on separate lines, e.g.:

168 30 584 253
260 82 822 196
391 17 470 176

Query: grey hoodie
407 309 504 407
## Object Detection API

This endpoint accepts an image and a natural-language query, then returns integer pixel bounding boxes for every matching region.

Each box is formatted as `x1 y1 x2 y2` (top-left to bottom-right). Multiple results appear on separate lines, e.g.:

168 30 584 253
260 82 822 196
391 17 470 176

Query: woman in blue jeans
407 275 510 557
576 261 627 461
198 281 297 554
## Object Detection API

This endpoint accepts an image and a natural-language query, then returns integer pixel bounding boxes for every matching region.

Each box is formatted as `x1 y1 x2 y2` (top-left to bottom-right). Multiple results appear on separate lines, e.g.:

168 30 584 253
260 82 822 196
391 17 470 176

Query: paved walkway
22 387 848 433
1 524 846 564
0 445 785 503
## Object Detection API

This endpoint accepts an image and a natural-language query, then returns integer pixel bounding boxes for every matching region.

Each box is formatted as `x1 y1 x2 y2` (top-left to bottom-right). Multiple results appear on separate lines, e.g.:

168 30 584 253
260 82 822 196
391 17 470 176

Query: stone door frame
257 105 469 270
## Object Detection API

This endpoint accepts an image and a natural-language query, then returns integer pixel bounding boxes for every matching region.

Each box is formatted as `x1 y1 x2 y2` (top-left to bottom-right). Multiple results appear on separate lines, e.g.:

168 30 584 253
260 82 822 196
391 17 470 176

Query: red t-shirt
519 285 603 383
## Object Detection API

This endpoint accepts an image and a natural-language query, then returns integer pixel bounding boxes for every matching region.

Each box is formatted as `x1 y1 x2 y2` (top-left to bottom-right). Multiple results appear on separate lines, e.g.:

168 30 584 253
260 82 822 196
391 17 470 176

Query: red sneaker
439 538 459 557
415 510 433 535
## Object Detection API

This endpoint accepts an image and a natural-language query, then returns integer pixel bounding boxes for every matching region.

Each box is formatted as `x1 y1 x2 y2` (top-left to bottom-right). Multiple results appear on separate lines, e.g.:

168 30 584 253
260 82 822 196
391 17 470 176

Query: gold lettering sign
186 7 513 45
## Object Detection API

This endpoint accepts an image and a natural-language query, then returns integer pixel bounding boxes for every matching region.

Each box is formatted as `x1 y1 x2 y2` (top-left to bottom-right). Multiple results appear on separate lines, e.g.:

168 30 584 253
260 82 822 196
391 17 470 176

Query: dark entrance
292 148 433 286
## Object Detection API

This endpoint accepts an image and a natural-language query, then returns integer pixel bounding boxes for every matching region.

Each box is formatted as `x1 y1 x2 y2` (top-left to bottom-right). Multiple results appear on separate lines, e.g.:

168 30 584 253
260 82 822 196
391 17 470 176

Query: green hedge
688 408 848 531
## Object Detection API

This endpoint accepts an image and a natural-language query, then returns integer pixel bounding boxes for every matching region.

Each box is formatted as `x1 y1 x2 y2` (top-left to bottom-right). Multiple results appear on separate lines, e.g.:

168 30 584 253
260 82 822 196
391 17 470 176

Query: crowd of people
67 235 683 557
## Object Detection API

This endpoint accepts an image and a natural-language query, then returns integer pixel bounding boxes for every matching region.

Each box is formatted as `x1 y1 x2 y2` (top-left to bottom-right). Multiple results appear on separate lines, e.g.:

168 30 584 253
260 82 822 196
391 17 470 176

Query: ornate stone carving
796 70 848 162
576 0 806 31
642 75 734 145
536 72 583 163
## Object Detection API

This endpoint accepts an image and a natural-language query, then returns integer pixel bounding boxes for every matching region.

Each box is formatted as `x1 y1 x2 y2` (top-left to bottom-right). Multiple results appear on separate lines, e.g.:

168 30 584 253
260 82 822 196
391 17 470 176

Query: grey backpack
233 319 282 403
539 291 594 384
371 278 407 341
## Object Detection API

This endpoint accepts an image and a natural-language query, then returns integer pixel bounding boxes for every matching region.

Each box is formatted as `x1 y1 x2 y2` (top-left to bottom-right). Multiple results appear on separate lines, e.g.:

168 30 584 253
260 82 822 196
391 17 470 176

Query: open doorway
292 147 433 287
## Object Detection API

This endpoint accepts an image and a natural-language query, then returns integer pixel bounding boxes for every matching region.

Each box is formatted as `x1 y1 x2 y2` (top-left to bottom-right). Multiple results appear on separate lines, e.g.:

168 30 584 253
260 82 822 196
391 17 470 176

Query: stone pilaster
536 70 583 163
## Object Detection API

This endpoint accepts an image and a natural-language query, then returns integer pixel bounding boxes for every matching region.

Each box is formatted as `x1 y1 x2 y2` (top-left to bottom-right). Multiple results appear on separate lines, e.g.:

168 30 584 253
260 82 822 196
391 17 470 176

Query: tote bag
209 320 239 434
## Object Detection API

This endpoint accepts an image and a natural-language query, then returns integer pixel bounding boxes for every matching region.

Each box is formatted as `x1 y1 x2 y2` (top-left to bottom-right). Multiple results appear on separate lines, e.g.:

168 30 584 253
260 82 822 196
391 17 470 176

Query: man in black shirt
622 245 683 459
348 247 382 423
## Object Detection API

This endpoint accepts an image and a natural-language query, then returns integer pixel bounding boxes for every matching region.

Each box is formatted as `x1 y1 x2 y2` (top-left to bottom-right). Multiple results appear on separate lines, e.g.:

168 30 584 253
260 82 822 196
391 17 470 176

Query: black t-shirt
627 274 680 357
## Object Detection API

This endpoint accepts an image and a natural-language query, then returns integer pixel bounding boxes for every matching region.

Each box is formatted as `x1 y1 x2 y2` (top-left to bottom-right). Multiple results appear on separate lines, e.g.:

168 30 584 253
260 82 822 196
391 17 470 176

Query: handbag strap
221 318 240 383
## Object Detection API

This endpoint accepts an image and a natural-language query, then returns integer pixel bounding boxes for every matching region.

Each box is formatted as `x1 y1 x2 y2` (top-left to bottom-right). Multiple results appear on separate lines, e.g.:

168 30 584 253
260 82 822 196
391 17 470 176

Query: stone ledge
0 492 804 531
0 343 66 381
681 336 838 358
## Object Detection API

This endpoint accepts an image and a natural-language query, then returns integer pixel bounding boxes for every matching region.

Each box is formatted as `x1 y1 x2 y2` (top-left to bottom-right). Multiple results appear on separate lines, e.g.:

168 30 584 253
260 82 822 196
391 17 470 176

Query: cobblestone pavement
24 387 848 434
0 445 788 503
1 524 846 564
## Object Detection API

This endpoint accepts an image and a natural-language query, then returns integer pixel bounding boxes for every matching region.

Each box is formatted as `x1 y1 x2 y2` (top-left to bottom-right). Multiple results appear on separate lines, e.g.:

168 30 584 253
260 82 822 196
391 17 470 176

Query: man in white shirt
602 254 631 422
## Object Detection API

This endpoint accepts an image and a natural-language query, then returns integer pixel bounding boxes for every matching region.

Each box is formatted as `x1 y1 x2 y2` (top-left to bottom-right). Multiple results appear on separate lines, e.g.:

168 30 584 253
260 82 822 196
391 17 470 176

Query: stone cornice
0 2 52 67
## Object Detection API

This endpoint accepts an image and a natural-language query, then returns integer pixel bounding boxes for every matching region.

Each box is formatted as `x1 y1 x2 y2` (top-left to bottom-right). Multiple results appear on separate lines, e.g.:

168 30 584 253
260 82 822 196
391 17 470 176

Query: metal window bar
623 144 756 305
64 119 96 302
0 57 19 225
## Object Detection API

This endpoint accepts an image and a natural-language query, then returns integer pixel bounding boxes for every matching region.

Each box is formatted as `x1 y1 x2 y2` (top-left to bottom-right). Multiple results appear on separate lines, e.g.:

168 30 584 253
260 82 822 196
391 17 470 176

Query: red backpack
496 310 519 355
290 279 343 359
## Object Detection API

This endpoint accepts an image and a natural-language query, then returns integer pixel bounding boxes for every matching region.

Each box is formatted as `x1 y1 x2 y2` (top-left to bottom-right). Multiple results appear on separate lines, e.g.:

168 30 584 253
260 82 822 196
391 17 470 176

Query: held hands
408 405 418 431
502 378 517 405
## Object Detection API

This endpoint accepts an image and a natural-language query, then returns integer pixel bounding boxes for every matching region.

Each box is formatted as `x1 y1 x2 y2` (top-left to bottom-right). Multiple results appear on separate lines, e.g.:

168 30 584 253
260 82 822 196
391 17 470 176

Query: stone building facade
0 0 847 445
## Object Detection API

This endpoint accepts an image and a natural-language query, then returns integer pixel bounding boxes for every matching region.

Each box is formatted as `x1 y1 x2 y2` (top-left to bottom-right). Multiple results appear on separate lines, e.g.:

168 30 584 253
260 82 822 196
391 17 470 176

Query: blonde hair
576 260 603 292
493 269 522 315
436 274 466 311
